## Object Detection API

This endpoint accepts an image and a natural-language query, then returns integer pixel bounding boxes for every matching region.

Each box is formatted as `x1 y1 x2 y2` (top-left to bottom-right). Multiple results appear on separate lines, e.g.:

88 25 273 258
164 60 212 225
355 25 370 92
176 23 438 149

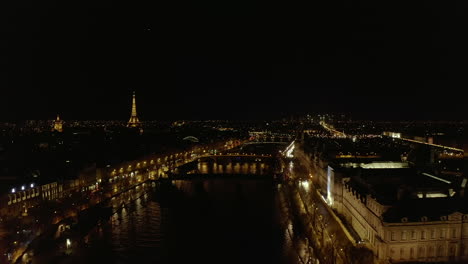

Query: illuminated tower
127 91 141 128
53 114 63 132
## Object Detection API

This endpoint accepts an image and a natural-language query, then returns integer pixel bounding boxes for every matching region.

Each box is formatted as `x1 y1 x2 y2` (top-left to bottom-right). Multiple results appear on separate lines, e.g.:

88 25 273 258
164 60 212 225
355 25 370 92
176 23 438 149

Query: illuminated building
127 91 141 128
314 160 468 263
383 131 401 138
53 114 63 132
305 134 468 263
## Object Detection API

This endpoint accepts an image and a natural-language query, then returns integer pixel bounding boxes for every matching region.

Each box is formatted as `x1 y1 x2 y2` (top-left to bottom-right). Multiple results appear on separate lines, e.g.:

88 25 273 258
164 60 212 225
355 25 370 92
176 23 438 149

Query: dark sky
1 0 467 121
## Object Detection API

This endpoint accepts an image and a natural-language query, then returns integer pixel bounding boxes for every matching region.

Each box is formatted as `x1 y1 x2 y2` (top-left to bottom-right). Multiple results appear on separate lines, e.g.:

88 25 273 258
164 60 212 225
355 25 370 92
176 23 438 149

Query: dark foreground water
68 179 305 264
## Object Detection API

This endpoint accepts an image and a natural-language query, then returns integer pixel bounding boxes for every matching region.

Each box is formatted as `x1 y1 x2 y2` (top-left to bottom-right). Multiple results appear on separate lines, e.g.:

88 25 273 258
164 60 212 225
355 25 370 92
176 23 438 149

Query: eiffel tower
127 91 141 128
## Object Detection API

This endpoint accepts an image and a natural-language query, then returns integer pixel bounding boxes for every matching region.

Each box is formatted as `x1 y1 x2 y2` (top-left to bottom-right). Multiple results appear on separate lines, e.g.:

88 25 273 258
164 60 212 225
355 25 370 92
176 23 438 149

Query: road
284 147 356 264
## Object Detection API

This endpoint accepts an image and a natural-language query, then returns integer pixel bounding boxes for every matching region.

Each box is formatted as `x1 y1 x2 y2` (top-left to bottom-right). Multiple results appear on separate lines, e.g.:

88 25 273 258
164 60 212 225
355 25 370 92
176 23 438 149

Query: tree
317 214 329 246
348 246 374 264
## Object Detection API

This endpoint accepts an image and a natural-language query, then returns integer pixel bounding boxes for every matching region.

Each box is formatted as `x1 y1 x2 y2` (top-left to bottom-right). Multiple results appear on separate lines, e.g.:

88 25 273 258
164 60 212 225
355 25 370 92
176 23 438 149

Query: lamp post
313 205 318 226
330 234 336 264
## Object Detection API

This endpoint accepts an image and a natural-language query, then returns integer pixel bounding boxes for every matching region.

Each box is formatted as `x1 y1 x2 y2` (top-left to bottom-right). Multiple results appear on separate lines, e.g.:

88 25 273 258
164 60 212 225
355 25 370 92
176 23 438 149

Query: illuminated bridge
320 121 346 137
398 137 464 154
381 134 464 161
199 153 274 159
168 147 290 180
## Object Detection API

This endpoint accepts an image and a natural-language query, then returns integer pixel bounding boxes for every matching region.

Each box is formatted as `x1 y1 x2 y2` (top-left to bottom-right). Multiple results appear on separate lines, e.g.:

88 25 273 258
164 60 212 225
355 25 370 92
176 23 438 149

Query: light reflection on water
70 178 316 264
196 161 271 175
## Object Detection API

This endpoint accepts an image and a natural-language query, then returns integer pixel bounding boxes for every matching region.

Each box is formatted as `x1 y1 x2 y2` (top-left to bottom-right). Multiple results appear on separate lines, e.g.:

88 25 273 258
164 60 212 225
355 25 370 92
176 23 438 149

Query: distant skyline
2 1 466 121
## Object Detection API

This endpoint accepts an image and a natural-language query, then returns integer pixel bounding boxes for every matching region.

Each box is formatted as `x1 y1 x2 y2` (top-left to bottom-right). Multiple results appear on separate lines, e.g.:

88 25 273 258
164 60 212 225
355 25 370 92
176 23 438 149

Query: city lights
0 110 466 264
284 141 295 158
299 180 310 192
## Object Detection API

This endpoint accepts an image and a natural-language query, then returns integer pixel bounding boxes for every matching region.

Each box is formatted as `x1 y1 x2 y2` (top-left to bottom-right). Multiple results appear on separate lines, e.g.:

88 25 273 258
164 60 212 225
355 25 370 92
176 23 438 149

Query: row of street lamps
11 183 35 194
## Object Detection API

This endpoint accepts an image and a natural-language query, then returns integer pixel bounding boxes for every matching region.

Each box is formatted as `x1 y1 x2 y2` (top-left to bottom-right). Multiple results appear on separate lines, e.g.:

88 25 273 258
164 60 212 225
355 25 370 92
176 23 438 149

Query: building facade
315 161 468 263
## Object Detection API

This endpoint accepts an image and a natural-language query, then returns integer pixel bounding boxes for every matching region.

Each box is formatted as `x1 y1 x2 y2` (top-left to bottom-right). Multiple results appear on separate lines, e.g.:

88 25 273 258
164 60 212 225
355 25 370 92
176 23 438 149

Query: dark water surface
71 179 301 264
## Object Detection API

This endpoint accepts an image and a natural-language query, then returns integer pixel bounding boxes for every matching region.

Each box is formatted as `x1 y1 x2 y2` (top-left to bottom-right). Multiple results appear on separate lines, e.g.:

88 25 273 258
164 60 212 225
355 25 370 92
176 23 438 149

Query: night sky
1 1 467 121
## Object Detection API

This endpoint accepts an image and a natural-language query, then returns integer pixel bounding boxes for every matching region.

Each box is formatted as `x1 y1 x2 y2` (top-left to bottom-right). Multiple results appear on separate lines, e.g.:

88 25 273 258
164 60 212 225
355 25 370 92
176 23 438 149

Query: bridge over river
168 142 289 180
10 141 327 264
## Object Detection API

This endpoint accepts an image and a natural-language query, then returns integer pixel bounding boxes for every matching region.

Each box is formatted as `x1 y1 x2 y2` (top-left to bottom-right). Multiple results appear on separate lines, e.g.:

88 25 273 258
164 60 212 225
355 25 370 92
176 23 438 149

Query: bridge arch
183 136 199 143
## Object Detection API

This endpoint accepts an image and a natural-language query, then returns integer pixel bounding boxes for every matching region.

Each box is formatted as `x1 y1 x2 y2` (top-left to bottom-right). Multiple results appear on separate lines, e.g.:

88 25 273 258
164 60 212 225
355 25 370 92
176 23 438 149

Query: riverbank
279 178 375 264
14 180 155 264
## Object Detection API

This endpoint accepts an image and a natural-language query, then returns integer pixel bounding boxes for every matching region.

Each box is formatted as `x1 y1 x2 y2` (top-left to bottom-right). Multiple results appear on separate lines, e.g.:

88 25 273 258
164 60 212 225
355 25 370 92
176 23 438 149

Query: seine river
63 174 314 264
